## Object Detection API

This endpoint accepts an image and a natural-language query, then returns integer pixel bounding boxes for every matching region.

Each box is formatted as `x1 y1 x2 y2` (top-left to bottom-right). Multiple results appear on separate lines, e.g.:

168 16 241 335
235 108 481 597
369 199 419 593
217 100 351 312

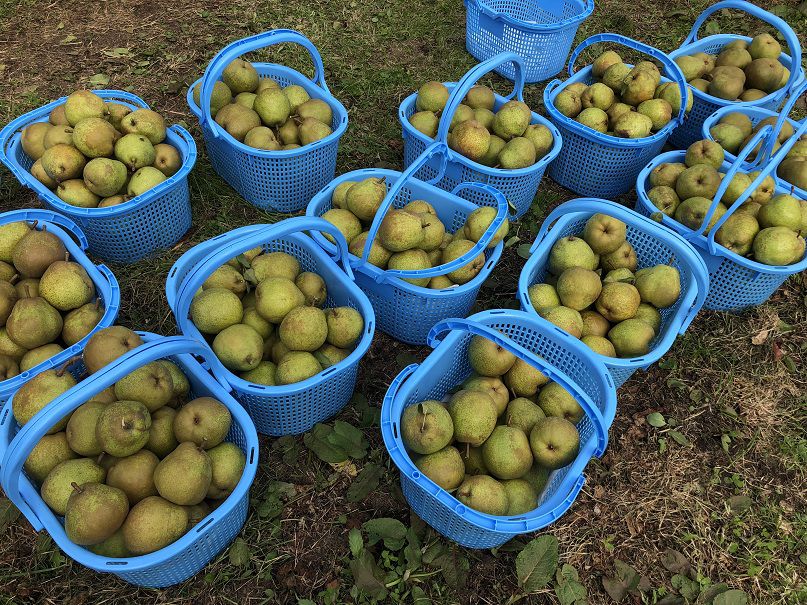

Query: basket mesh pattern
175 234 367 436
524 217 696 388
393 319 608 548
309 175 500 345
12 129 192 264
400 105 550 219
465 0 588 82
199 68 342 213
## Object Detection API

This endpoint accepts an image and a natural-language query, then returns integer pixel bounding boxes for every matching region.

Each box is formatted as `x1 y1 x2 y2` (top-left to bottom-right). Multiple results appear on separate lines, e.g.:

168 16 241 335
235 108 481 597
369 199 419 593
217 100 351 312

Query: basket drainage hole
454 504 466 515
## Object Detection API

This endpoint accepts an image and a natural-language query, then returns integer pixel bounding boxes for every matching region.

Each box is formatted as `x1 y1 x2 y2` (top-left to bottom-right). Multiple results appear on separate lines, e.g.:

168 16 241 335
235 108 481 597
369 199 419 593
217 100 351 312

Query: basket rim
667 35 803 108
186 62 348 160
543 65 682 147
0 333 260 575
170 228 376 398
0 91 197 219
306 167 505 296
0 210 120 399
380 309 615 535
465 0 594 32
399 84 562 178
517 205 707 368
636 149 807 274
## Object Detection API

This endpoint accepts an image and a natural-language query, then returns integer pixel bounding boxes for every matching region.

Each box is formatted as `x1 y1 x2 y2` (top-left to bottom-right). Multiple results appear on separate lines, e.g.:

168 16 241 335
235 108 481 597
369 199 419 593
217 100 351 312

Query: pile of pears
710 111 806 193
20 90 180 208
193 58 333 150
321 177 508 289
646 139 806 266
401 335 582 516
188 249 364 385
14 325 245 557
674 33 791 102
408 82 554 169
0 221 107 381
554 50 692 139
527 213 682 358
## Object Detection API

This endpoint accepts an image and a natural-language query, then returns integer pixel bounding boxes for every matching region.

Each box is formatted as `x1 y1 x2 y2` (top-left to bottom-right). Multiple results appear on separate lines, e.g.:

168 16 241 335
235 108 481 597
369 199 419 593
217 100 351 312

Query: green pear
222 58 259 94
41 458 106 515
96 400 151 457
83 326 143 374
467 335 516 376
482 425 533 480
455 475 509 515
580 310 610 337
448 390 498 447
64 482 129 545
153 442 212 506
12 368 75 430
146 407 178 458
504 358 549 398
122 496 188 555
538 306 584 338
529 417 579 470
173 397 232 449
24 432 77 484
752 227 805 266
503 479 538 515
65 401 107 456
633 303 662 334
401 401 454 455
608 319 655 357
206 442 245 499
462 376 509 415
582 335 616 356
537 382 583 423
190 287 243 334
64 90 106 126
106 449 160 504
492 100 531 140
595 282 641 322
505 397 545 435
415 446 464 490
634 265 681 308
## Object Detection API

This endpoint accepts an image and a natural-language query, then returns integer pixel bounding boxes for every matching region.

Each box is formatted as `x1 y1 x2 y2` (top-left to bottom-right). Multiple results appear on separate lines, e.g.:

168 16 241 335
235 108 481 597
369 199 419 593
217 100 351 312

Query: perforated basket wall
383 310 615 548
464 0 592 83
307 168 504 345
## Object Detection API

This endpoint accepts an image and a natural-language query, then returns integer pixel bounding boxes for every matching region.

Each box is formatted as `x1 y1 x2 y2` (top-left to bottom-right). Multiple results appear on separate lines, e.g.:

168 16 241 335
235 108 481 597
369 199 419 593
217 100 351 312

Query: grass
0 0 805 603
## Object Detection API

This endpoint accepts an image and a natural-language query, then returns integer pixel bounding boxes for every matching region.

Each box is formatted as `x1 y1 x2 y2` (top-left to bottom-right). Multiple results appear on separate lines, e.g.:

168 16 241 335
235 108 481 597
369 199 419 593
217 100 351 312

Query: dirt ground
0 0 804 603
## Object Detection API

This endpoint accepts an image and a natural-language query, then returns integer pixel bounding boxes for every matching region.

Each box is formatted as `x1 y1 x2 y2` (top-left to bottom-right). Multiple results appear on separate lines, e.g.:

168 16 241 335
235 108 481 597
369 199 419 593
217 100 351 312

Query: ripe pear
64 483 129 546
49 105 70 126
415 445 464 490
418 213 446 251
744 59 784 93
39 260 94 312
548 236 598 274
576 107 608 133
482 425 533 480
121 109 166 144
0 327 27 361
277 119 300 146
83 158 128 197
278 306 327 352
608 318 655 357
648 185 680 216
753 227 805 266
193 81 232 118
254 278 304 323
748 33 781 60
716 46 752 69
583 213 627 255
715 212 760 256
649 162 686 188
83 326 143 374
105 102 131 130
0 353 18 380
298 99 333 125
331 180 357 209
461 446 488 476
253 89 291 127
538 306 584 338
758 195 802 231
503 479 538 515
465 85 495 110
504 358 549 398
401 401 453 455
467 335 516 376
206 442 245 499
443 239 485 284
114 133 155 171
349 232 391 268
675 197 726 233
621 69 656 105
582 335 616 356
153 442 212 506
88 529 131 558
657 82 694 115
56 179 100 208
538 382 584 423
298 117 332 145
43 125 75 149
634 265 681 308
213 324 264 371
106 449 160 504
450 119 491 162
455 475 509 515
556 267 602 310
473 108 495 131
241 308 273 340
21 122 51 160
581 83 615 110
523 124 553 159
244 126 280 150
122 496 188 555
41 458 106 515
65 400 107 456
345 177 386 222
529 416 579 470
222 58 259 94
593 50 623 78
498 137 536 169
115 361 175 411
321 208 362 244
6 296 63 349
96 400 151 457
580 310 610 337
64 90 106 126
388 249 431 286
409 110 439 137
708 65 746 100
554 90 582 118
203 265 247 297
685 140 725 169
214 103 261 142
72 117 119 158
18 343 60 372
462 375 509 415
173 397 231 449
492 100 531 140
146 407 179 458
448 389 498 446
313 345 349 370
40 144 86 182
634 303 662 334
595 281 641 322
128 166 167 196
527 283 560 312
505 398 545 435
190 287 243 334
276 351 321 384
448 104 474 130
614 112 653 138
378 209 423 252
251 251 300 281
24 432 77 484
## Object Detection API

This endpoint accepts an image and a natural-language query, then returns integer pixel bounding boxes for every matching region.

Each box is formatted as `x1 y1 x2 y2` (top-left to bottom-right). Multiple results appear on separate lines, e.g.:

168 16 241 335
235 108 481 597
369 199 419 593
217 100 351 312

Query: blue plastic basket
0 209 120 402
381 310 616 549
666 0 804 150
0 334 259 588
464 0 594 83
635 121 807 312
166 217 375 436
518 199 709 388
702 81 807 200
543 34 689 198
0 91 196 264
187 29 348 213
307 143 508 345
398 53 561 219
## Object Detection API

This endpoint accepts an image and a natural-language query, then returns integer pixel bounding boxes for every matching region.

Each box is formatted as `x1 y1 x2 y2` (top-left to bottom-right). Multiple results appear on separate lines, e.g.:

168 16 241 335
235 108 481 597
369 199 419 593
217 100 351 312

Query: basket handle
357 143 509 281
568 33 689 126
686 125 775 240
705 119 807 258
435 52 526 144
683 0 803 87
757 80 807 165
0 90 150 183
0 336 216 532
427 318 608 455
173 216 353 319
199 29 328 138
0 210 89 250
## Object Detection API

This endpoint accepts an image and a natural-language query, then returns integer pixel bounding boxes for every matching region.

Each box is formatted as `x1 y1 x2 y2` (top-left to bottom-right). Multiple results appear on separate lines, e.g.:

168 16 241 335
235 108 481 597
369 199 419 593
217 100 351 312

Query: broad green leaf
88 73 110 88
697 584 730 604
410 586 430 605
602 576 629 602
713 590 747 605
404 527 422 571
438 551 469 589
504 236 520 248
347 463 383 502
661 549 690 575
647 412 666 428
348 528 363 557
728 494 752 513
558 563 580 583
228 538 251 566
556 578 587 605
422 540 448 565
0 498 20 534
669 430 690 446
672 573 700 602
328 421 368 458
349 549 388 600
303 424 348 463
516 534 559 592
517 243 533 259
298 600 316 605
614 560 640 591
362 518 407 550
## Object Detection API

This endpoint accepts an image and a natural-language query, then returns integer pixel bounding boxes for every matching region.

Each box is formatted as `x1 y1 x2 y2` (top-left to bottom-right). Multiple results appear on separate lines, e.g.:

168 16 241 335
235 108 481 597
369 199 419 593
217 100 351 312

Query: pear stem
71 481 83 494
9 274 18 285
56 356 80 377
